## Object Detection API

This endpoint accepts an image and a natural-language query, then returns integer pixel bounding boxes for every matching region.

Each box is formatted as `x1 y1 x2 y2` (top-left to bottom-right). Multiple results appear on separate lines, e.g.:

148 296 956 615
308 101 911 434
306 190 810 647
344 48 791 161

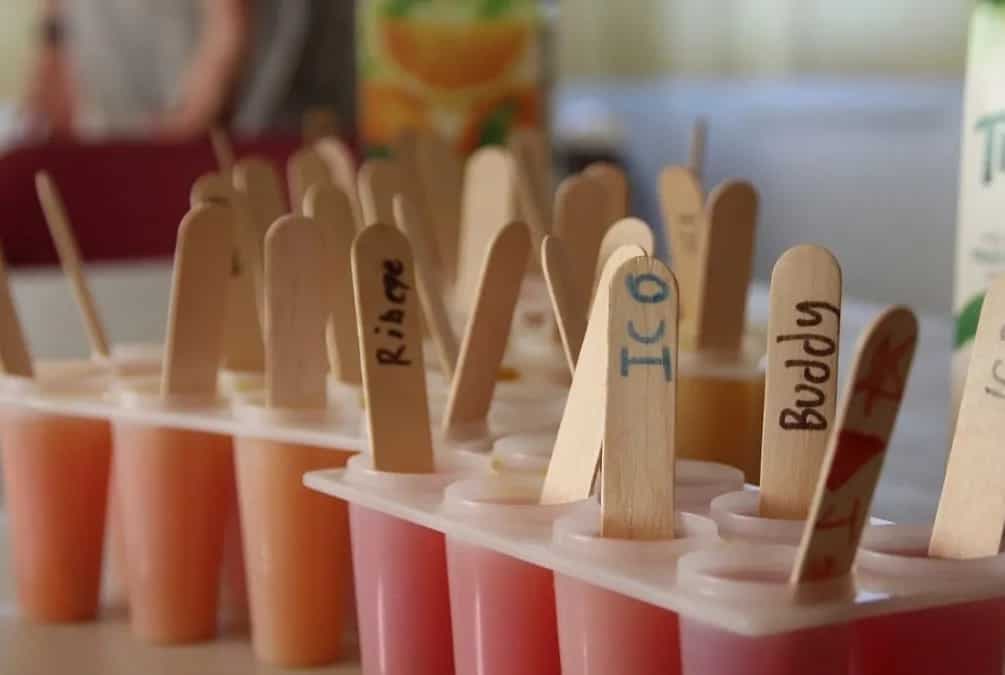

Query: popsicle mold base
304 469 1005 638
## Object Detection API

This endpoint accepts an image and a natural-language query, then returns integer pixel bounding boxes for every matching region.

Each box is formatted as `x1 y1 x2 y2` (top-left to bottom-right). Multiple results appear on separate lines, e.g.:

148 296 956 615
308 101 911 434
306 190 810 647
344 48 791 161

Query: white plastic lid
441 474 582 528
677 460 746 512
553 500 719 562
710 490 805 546
856 524 1005 592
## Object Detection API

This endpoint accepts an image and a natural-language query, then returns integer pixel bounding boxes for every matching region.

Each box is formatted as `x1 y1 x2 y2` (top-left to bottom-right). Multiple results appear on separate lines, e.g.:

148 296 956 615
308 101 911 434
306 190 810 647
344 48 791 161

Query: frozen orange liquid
677 371 764 483
351 505 455 675
555 573 681 675
234 438 353 667
1 408 111 622
447 539 561 675
851 599 1005 675
113 422 234 644
218 493 249 629
104 467 130 609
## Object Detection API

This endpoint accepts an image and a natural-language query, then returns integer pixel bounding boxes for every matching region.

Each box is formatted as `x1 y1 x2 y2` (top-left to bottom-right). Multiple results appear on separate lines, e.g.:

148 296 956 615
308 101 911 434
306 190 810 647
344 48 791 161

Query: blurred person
22 0 354 140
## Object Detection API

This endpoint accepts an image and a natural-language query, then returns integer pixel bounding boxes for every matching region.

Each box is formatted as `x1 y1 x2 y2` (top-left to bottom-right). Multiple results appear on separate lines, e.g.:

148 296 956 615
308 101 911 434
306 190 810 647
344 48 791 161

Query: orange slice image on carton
379 6 530 90
458 87 541 153
361 82 430 150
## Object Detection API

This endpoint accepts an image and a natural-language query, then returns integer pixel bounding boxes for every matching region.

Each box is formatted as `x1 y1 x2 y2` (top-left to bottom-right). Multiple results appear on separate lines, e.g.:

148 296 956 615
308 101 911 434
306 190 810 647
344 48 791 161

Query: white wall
560 0 970 78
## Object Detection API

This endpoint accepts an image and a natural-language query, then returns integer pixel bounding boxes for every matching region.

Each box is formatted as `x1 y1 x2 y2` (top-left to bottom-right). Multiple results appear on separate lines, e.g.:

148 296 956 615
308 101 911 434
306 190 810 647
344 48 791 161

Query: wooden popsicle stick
760 245 843 520
352 223 434 473
0 245 34 377
304 183 362 385
542 235 586 374
602 256 679 540
190 171 265 372
540 244 648 505
593 217 655 297
394 194 459 378
162 204 235 398
210 127 236 173
302 106 339 144
316 137 363 231
234 157 287 237
35 172 111 359
287 146 331 215
234 157 286 300
553 173 612 314
394 131 443 272
689 118 707 183
414 130 463 287
790 306 918 589
455 146 518 313
659 166 705 326
585 161 630 226
358 158 402 229
510 128 552 240
930 276 1005 559
442 222 531 440
693 180 758 354
190 172 232 207
264 216 328 410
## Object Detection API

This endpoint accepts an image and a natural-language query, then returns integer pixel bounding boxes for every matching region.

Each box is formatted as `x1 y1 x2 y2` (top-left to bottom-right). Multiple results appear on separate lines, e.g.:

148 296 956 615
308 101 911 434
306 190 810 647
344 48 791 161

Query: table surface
0 262 953 672
0 512 363 674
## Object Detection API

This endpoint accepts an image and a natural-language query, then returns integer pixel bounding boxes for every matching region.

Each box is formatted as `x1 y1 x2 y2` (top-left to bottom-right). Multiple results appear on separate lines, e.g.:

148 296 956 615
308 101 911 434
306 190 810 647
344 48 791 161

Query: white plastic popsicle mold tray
0 356 567 453
304 464 1005 638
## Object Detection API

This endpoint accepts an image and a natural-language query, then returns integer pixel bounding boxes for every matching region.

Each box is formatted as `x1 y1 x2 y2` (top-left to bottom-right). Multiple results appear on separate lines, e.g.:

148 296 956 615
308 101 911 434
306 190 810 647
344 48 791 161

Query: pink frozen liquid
1 409 112 622
850 599 1005 675
446 538 561 675
680 617 851 675
350 504 454 675
555 573 681 675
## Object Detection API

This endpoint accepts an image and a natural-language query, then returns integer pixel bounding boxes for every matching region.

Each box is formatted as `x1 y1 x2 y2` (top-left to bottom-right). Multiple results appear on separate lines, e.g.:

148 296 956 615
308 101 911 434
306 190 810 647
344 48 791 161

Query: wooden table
0 516 363 675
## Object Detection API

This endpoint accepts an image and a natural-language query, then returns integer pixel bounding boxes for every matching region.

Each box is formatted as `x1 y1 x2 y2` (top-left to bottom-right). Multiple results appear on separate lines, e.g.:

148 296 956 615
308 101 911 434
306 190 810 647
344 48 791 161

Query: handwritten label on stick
540 244 648 505
602 256 678 540
791 306 917 591
760 245 843 519
931 276 1005 559
352 223 434 473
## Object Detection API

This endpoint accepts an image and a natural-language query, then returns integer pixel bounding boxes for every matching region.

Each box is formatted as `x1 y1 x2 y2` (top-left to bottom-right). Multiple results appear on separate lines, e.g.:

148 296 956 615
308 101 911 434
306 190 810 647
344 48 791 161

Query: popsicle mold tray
304 466 1005 640
0 361 566 453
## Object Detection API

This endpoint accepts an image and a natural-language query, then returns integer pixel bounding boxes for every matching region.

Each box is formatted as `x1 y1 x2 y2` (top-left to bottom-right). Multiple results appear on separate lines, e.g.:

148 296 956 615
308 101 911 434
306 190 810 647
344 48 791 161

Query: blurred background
0 0 972 313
